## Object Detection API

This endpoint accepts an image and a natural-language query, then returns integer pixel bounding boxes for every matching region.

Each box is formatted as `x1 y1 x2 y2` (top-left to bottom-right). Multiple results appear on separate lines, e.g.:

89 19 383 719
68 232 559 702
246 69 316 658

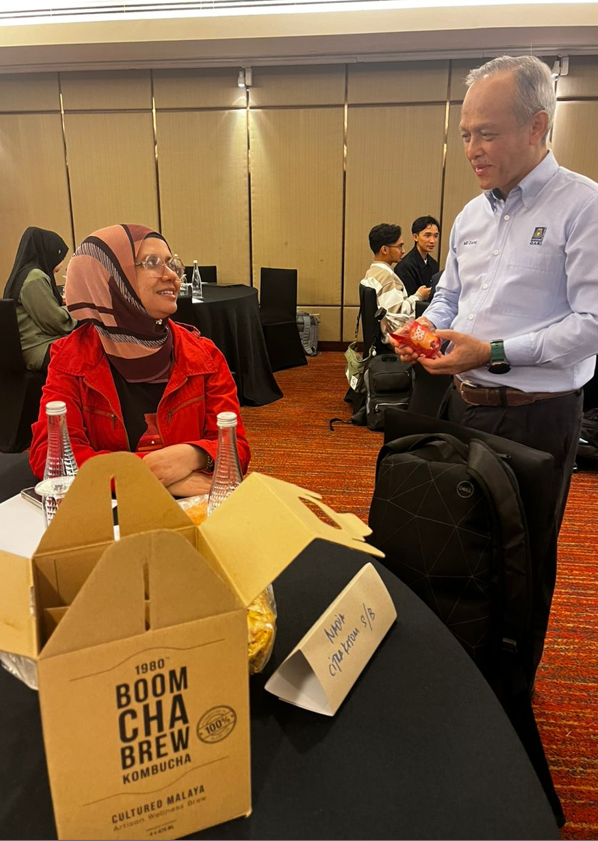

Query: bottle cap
46 401 67 416
216 411 238 428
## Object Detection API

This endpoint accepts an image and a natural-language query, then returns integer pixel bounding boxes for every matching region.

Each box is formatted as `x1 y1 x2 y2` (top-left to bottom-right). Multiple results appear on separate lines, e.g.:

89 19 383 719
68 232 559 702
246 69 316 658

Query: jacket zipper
83 406 117 427
167 394 203 424
83 386 131 451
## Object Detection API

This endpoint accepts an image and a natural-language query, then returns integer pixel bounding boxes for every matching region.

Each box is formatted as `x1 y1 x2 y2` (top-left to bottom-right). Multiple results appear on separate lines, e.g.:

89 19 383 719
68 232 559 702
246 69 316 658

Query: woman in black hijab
4 227 77 372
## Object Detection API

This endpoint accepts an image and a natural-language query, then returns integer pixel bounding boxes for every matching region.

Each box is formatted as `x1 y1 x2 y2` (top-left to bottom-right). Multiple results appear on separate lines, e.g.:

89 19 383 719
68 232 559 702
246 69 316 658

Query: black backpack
370 433 531 681
363 354 413 431
369 431 564 826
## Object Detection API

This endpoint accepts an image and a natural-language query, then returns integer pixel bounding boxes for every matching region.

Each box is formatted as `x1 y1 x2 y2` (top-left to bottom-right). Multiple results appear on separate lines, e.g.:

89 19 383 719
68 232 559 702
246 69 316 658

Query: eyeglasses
386 243 405 251
135 254 185 279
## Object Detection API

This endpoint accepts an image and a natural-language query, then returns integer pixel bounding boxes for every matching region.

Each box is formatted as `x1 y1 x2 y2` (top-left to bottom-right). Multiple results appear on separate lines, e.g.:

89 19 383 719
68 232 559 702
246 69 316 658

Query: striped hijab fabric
65 224 174 382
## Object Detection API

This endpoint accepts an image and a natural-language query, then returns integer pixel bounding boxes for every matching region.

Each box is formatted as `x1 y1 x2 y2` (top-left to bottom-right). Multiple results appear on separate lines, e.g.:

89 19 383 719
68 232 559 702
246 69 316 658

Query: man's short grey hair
465 55 556 142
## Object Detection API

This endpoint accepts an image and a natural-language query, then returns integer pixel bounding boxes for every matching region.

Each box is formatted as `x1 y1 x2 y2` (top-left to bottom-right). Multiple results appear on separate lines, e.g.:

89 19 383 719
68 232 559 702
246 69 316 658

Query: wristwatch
202 452 215 473
487 340 511 375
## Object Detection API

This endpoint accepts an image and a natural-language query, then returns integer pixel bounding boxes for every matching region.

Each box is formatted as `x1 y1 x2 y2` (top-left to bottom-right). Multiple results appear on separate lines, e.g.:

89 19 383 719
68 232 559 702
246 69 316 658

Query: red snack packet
391 318 441 359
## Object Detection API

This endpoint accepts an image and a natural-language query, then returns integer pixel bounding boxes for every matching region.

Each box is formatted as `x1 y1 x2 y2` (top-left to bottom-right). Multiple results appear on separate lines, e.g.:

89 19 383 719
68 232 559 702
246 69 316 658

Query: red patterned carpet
241 352 598 840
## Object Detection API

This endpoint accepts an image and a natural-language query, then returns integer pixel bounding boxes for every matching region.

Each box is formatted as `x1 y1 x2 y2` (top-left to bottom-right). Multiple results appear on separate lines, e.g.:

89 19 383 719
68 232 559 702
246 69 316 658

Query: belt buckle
458 379 481 406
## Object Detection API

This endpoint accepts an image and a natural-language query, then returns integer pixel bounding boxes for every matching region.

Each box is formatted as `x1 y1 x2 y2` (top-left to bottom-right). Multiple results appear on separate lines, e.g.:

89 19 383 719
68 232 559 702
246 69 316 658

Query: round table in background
174 286 282 407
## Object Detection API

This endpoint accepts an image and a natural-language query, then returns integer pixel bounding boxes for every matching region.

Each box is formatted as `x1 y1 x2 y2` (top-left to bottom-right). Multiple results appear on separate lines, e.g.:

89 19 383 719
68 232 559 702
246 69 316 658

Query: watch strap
489 340 507 364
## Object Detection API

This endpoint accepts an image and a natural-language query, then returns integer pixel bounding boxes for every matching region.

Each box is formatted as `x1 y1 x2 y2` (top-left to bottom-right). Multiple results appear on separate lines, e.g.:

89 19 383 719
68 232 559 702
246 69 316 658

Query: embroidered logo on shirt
530 227 547 246
463 240 478 246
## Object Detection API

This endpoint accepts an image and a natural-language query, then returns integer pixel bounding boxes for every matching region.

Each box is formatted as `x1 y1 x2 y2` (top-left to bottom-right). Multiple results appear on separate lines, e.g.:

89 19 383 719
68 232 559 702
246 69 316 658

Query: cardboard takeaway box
0 452 383 841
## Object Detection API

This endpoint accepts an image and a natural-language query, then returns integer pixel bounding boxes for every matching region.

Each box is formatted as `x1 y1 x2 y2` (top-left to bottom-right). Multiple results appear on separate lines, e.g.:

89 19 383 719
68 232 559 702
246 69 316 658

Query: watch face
489 361 511 374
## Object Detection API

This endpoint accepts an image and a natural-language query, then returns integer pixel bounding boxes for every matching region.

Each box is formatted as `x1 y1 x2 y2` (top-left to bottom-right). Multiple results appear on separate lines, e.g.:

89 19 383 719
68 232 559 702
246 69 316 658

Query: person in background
3 226 77 372
360 223 430 341
29 223 250 497
391 55 598 673
395 215 440 297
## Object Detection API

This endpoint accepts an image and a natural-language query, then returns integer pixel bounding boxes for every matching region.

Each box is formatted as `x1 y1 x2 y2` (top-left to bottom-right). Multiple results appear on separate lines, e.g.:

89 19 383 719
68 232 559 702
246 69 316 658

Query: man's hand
143 444 204 487
166 472 214 499
417 286 431 301
418 329 491 375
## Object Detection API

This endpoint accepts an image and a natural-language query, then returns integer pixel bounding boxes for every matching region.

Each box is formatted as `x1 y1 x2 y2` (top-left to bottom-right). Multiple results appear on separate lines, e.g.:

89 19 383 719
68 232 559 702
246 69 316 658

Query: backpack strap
466 440 530 668
353 308 361 342
376 433 470 478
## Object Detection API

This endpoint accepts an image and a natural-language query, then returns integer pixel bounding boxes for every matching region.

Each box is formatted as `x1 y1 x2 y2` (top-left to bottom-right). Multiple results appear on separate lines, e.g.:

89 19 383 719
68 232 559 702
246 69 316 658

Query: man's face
381 237 405 265
414 225 439 256
460 71 545 197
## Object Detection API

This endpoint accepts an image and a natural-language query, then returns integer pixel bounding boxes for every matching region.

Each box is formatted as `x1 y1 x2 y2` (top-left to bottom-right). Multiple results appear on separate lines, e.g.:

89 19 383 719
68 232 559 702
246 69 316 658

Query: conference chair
259 267 306 372
0 299 45 453
184 265 218 285
429 270 443 301
415 300 429 319
358 284 385 355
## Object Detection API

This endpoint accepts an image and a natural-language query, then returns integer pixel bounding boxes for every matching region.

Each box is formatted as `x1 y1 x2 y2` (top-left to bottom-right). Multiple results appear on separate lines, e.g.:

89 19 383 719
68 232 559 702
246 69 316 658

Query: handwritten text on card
325 603 378 677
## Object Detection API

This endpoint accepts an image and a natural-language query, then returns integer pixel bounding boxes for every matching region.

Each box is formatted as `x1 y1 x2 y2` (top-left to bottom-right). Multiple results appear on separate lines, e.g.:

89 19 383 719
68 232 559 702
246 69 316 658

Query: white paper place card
265 563 396 716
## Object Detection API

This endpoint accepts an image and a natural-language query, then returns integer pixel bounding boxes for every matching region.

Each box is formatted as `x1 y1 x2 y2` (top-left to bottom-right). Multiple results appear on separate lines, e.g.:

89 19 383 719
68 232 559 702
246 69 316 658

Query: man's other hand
419 329 491 375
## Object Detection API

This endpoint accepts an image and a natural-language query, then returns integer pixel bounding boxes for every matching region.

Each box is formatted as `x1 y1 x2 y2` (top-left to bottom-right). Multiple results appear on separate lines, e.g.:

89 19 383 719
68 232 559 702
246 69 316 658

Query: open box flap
197 473 384 607
40 530 238 660
0 551 36 659
33 452 194 560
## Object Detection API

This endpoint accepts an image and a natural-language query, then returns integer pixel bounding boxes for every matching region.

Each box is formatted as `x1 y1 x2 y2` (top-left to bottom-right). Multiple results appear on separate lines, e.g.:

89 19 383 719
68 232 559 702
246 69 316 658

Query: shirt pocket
494 248 565 319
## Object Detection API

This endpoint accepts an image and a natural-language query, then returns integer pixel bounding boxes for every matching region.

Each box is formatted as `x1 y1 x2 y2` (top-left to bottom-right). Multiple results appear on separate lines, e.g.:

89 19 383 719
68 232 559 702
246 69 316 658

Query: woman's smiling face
135 237 181 320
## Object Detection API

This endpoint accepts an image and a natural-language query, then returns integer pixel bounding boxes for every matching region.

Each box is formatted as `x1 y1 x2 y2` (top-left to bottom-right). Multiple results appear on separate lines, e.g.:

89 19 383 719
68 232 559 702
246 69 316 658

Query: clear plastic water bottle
35 400 78 527
207 411 242 516
191 259 204 301
206 411 277 674
175 253 191 298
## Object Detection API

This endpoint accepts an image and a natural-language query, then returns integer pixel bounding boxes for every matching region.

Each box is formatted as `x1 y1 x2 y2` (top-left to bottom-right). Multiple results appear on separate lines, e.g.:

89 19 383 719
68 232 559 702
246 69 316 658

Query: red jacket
29 322 251 479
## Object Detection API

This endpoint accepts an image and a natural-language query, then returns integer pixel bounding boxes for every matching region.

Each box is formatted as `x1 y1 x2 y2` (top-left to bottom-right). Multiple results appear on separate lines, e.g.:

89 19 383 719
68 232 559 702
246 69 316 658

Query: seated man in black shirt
395 215 440 297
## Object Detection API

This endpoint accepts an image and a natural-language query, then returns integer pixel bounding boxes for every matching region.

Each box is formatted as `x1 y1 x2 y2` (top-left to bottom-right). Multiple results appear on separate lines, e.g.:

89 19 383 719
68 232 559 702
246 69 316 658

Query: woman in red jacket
29 223 250 497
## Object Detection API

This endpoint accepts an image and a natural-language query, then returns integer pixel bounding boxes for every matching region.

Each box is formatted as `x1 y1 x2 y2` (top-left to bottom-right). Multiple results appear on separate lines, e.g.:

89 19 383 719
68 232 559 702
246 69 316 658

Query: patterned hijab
4 226 68 305
65 224 174 383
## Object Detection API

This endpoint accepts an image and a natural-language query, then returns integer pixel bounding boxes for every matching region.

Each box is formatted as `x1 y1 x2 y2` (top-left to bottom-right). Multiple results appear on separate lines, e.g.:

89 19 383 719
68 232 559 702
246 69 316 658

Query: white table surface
0 495 45 558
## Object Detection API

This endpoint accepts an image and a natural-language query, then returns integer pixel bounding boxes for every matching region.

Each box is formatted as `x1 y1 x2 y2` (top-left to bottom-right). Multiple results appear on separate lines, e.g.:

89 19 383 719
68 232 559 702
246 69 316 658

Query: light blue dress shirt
426 151 598 391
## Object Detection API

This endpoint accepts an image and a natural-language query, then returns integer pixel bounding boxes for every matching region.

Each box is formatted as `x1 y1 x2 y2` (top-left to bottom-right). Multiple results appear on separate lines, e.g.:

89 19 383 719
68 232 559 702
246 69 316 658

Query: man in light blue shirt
392 55 598 677
394 55 597 527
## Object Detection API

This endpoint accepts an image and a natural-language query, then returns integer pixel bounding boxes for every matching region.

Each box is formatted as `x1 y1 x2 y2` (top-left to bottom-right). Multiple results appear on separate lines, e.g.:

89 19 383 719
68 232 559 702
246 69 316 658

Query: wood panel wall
1 56 596 342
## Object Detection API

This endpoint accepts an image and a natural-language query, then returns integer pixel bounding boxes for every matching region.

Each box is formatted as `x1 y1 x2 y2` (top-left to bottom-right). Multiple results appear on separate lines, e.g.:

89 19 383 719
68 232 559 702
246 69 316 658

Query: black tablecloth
174 286 282 407
0 543 558 840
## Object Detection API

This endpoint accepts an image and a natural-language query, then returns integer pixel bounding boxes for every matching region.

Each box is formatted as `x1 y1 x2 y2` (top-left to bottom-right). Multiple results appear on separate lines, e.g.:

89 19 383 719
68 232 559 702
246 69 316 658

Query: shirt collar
484 150 558 211
372 261 396 274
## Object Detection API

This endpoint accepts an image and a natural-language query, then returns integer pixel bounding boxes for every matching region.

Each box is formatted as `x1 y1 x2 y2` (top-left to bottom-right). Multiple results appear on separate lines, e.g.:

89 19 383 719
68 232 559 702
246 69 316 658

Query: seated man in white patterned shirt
359 223 430 342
